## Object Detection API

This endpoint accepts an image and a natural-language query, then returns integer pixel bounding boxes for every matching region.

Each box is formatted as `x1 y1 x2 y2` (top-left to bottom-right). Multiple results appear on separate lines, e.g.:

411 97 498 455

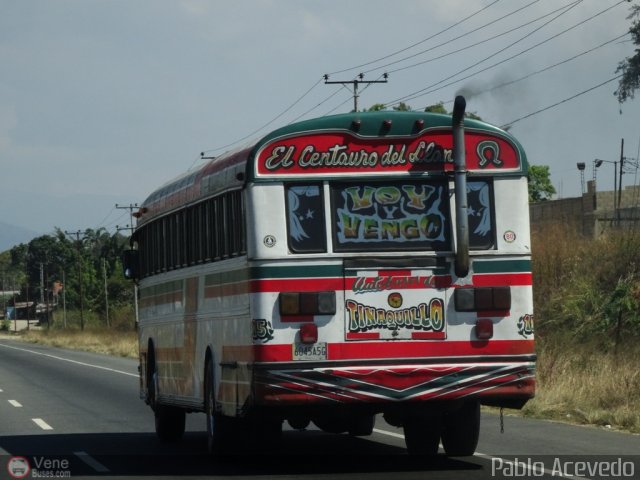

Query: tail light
454 287 511 312
300 323 318 344
279 292 336 316
475 319 494 340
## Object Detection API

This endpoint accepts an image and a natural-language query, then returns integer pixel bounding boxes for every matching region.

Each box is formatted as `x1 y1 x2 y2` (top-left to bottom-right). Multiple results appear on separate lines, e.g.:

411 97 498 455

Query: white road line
373 427 589 480
372 427 404 439
0 342 137 377
8 399 22 407
74 451 110 473
32 418 53 430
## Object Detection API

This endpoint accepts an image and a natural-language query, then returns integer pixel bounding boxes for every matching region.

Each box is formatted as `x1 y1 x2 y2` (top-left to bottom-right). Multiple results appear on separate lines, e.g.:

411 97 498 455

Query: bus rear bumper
253 360 535 407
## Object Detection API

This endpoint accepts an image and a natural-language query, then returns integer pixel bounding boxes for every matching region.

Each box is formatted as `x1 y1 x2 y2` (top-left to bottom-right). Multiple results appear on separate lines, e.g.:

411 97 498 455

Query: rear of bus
245 107 535 455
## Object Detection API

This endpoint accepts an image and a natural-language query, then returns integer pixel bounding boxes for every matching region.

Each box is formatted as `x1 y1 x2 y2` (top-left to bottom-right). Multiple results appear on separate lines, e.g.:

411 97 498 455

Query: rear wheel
205 357 231 455
348 414 375 436
148 349 186 442
155 405 186 442
441 401 480 456
403 415 442 456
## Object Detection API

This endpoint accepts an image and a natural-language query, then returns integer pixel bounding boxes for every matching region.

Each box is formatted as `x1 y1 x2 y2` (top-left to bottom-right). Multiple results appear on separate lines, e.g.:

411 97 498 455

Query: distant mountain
0 221 40 252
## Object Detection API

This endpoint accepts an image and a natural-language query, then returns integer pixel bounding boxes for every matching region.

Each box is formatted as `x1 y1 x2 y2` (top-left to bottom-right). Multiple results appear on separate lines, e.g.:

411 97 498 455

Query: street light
577 163 586 195
594 158 618 218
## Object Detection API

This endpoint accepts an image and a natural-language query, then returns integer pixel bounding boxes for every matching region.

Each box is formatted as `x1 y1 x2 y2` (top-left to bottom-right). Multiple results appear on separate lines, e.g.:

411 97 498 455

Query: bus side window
285 185 326 253
467 180 495 250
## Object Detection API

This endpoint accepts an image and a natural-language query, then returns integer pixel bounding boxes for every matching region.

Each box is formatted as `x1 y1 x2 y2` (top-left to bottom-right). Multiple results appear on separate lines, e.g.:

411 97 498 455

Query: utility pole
2 271 5 319
116 203 140 327
103 258 110 327
115 203 139 235
65 230 85 330
40 263 44 304
618 138 624 226
25 274 29 331
62 269 67 329
324 73 389 112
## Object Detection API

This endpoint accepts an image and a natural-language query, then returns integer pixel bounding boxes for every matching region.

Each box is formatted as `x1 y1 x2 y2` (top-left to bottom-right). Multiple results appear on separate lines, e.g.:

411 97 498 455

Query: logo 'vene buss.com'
7 457 30 479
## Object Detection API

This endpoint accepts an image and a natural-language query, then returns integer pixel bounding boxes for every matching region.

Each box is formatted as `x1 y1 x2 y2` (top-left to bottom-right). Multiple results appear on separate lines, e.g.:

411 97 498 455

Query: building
530 181 640 236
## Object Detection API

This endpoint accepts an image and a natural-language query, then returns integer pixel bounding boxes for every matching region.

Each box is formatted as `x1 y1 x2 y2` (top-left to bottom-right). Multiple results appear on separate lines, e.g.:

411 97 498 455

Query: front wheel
441 401 480 456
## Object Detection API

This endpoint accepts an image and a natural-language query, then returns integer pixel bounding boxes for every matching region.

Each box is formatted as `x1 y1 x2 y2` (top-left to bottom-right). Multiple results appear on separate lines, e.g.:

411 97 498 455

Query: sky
1 0 639 237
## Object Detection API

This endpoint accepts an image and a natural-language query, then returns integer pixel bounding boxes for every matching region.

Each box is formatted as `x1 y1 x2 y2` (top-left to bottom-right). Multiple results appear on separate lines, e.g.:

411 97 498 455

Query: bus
123 96 535 456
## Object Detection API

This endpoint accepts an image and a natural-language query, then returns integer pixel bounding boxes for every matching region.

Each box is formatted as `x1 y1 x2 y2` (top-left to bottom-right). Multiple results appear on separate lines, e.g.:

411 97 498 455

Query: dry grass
18 328 138 359
521 336 640 433
527 223 640 433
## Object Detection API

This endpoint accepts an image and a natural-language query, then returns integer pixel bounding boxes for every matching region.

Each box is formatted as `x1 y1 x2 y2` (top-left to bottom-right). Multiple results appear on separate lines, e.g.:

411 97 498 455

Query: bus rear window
286 185 326 253
331 181 450 252
468 179 495 250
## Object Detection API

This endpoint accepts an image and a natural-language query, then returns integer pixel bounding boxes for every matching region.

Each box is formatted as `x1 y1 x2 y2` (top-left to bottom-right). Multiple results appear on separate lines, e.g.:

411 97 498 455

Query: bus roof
137 111 527 226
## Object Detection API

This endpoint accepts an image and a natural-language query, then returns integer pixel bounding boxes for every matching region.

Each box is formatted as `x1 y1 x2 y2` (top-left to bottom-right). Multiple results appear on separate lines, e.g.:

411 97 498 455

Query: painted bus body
129 109 534 455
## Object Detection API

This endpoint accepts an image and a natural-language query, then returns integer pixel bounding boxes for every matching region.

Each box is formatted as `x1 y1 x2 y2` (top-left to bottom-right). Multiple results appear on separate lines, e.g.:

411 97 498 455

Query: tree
616 3 640 103
393 102 412 111
528 165 556 202
425 102 448 114
367 103 387 111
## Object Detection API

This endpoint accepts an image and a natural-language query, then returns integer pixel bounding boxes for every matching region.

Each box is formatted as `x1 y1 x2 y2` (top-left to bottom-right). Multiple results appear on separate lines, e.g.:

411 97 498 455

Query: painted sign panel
255 130 521 176
332 181 450 252
344 267 447 341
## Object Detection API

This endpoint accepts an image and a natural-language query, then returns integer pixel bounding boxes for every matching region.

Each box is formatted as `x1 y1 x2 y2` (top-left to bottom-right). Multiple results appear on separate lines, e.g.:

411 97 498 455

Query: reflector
475 319 493 340
300 323 318 344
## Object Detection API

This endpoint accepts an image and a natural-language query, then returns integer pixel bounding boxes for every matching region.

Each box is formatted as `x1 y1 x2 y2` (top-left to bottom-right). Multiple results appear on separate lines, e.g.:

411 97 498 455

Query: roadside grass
16 328 138 359
527 223 640 434
520 335 640 434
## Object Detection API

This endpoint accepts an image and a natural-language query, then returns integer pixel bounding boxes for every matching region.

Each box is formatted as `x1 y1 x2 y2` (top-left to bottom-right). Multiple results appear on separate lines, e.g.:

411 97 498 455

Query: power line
323 73 389 112
200 76 324 156
436 32 629 108
384 0 581 76
386 0 586 107
328 0 502 76
323 73 391 115
115 203 139 235
500 75 623 128
288 85 346 123
95 205 117 229
362 0 542 76
389 0 626 107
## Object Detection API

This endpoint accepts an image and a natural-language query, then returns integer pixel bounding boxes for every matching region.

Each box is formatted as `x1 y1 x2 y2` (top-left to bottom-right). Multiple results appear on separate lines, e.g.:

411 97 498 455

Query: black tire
205 357 230 455
441 401 480 456
403 415 442 456
155 405 186 442
146 349 157 408
348 414 375 436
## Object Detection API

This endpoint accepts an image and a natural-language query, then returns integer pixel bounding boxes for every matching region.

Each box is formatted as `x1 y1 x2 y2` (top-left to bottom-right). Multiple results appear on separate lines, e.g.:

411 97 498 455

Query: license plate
292 342 327 361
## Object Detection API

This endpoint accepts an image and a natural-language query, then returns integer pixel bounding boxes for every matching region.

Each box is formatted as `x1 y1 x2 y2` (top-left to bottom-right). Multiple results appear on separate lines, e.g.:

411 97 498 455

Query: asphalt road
1 337 639 480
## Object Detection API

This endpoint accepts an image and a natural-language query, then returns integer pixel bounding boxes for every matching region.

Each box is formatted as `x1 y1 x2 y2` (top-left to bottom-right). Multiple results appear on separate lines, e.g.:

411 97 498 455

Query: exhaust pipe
452 95 469 278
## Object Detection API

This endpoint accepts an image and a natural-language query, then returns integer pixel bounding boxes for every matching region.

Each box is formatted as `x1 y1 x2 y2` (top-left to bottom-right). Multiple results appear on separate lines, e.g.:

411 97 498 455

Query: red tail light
475 319 494 340
300 323 318 344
